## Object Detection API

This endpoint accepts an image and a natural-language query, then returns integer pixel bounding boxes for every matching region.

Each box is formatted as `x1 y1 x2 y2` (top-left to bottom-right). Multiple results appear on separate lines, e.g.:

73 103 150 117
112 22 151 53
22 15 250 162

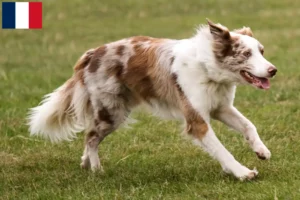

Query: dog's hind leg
80 97 130 171
80 145 90 169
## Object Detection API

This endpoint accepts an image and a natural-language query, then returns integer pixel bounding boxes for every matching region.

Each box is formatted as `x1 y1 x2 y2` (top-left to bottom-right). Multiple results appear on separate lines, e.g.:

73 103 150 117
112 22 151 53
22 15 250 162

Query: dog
28 19 277 180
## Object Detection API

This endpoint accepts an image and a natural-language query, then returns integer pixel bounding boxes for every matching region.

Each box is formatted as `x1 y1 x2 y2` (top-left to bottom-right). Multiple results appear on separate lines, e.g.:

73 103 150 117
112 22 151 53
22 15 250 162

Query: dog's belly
147 99 184 120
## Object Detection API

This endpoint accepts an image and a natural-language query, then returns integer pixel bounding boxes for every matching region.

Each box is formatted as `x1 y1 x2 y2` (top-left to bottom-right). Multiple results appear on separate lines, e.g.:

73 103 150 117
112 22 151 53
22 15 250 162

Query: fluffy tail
28 49 95 142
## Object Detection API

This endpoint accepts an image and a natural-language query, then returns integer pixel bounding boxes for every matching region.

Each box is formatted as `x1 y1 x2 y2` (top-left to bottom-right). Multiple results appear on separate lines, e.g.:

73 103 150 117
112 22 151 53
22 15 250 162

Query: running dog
28 19 277 180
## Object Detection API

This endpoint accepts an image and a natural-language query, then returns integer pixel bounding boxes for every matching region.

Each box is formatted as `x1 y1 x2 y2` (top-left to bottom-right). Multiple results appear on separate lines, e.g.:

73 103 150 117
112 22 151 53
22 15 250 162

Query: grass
1 0 300 199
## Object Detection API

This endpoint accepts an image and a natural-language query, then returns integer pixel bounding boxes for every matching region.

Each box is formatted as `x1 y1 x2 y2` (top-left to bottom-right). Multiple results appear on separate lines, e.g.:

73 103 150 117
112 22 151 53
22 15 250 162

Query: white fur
28 82 90 142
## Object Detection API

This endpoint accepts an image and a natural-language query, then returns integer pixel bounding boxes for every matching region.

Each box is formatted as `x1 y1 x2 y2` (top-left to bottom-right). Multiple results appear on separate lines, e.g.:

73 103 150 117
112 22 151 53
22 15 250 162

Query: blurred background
1 0 300 199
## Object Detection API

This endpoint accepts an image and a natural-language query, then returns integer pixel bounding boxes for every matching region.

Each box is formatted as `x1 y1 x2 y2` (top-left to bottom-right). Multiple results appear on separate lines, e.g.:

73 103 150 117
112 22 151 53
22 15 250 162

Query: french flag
2 2 42 29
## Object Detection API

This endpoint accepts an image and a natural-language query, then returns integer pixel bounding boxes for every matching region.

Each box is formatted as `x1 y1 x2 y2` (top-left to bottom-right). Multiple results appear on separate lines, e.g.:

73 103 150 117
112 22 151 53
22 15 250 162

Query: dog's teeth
245 72 252 79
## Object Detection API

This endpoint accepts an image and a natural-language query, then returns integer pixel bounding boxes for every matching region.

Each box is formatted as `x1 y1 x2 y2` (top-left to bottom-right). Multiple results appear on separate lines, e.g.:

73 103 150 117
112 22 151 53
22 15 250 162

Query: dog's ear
206 18 230 41
207 19 235 62
234 27 253 37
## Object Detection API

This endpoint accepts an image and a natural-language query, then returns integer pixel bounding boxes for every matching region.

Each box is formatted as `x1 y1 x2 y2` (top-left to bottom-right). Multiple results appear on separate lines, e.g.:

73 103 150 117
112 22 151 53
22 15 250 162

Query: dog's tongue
259 78 270 89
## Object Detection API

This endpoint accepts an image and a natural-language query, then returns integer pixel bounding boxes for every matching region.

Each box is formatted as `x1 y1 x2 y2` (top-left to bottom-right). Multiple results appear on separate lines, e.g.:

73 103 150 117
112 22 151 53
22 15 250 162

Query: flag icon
2 2 42 29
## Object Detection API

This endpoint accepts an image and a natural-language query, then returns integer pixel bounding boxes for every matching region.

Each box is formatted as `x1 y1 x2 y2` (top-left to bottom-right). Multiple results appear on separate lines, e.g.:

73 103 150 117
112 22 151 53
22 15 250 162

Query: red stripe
29 2 42 29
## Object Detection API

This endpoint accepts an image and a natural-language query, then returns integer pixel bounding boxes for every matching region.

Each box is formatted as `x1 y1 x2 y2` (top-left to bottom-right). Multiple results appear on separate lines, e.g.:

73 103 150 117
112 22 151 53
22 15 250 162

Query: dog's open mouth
240 70 270 90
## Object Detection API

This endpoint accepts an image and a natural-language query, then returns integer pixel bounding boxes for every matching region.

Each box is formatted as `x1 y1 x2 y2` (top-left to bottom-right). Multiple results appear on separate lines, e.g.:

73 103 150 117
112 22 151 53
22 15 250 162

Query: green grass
1 0 300 199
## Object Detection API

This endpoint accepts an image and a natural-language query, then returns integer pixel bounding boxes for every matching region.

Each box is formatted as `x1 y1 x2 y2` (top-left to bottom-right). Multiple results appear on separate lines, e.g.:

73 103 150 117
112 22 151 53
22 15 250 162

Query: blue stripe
2 2 16 29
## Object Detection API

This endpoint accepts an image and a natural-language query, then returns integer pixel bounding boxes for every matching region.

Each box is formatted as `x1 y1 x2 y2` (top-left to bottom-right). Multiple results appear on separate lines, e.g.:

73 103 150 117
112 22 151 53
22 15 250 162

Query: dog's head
207 19 277 89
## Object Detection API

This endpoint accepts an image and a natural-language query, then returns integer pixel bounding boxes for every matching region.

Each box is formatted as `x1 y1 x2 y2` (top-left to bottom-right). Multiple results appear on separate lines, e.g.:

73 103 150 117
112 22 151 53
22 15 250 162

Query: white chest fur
173 60 236 121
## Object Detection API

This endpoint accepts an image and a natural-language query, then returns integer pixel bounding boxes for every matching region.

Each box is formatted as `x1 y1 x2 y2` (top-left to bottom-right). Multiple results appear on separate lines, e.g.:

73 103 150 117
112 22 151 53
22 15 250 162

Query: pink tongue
259 78 270 89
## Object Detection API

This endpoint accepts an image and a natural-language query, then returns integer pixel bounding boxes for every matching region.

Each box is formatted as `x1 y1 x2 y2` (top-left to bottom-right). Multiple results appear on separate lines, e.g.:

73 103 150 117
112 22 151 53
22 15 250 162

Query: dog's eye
243 51 252 58
260 49 264 55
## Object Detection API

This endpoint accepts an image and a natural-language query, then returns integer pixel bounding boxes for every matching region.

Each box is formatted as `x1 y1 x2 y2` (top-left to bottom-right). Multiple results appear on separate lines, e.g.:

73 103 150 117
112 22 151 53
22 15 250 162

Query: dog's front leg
187 122 258 180
182 106 258 180
214 106 271 160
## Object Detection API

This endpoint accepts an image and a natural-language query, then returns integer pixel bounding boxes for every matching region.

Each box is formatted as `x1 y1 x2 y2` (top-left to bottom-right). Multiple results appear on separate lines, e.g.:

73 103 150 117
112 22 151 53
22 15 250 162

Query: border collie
28 19 277 180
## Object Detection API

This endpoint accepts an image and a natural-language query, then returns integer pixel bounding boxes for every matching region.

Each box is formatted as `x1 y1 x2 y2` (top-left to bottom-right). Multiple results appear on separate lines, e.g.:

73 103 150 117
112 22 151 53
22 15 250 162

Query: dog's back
28 36 184 142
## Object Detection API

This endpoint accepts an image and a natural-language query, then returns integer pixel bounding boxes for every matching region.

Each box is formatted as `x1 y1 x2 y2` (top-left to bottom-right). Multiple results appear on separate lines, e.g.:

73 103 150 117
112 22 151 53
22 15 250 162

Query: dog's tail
28 49 95 142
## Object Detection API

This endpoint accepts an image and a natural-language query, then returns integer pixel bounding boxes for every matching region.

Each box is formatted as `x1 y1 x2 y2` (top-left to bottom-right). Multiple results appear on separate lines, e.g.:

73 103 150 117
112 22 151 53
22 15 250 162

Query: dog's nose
268 67 277 77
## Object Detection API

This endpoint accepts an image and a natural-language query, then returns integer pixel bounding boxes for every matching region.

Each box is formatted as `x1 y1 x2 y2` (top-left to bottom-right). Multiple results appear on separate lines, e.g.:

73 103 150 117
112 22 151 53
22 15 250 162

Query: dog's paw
234 166 258 181
91 164 104 173
90 160 104 172
238 168 258 181
222 162 258 180
80 155 90 169
253 143 271 160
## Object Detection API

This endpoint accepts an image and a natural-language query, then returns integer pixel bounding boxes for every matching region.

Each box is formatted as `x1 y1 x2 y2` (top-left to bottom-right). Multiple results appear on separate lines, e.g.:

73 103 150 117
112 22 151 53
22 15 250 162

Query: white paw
91 163 104 172
235 166 258 181
80 155 90 169
223 162 258 181
90 158 103 172
253 143 271 160
80 155 104 172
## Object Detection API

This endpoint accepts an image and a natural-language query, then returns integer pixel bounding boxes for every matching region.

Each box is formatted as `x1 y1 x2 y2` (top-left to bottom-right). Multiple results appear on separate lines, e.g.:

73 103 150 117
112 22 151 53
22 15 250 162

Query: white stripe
15 2 29 29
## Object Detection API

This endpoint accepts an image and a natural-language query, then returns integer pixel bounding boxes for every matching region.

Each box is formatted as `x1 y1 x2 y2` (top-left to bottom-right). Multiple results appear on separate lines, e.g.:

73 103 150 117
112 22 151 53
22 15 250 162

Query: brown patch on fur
234 27 253 37
71 49 96 84
172 73 208 139
124 41 163 100
74 49 95 71
76 69 85 85
106 60 124 78
186 121 208 139
182 98 208 139
85 130 100 148
124 71 155 100
98 108 113 125
87 130 98 138
88 46 107 73
116 45 125 56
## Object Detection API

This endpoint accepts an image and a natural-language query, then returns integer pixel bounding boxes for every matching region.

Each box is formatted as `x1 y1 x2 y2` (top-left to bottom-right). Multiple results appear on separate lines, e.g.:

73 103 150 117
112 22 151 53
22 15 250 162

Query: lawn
1 0 300 199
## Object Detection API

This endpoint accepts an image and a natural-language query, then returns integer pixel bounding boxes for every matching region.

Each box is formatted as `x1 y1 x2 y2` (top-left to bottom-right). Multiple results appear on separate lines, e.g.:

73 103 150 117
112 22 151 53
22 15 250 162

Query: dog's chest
198 82 235 112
